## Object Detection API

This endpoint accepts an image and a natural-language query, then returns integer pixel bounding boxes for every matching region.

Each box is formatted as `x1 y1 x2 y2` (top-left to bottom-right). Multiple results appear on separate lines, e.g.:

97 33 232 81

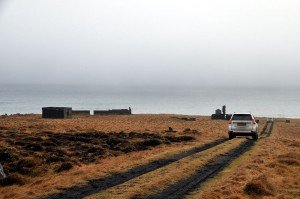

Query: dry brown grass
0 114 227 137
2 143 205 199
244 174 275 197
0 114 227 199
87 138 245 199
187 119 300 199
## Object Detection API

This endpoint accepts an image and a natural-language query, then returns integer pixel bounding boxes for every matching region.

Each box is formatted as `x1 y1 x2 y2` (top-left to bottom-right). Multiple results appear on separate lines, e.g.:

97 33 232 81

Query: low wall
94 109 132 115
72 110 90 115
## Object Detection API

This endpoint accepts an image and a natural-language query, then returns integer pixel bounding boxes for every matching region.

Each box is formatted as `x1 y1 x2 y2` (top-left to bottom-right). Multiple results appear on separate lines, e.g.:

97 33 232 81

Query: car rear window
232 114 252 121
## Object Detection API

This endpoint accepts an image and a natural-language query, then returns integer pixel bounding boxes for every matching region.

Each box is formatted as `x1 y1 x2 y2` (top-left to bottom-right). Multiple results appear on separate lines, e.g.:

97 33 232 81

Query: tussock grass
244 175 275 196
0 173 27 186
277 153 300 166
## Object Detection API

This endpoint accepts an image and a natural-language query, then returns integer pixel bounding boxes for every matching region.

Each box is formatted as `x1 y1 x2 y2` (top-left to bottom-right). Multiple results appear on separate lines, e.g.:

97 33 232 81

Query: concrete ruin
72 110 90 115
94 107 132 115
215 109 222 115
42 107 72 119
211 105 232 120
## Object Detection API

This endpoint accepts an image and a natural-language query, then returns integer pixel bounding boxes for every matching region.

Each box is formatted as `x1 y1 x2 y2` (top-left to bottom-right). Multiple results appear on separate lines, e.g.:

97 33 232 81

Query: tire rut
44 138 227 199
150 121 274 199
260 121 274 138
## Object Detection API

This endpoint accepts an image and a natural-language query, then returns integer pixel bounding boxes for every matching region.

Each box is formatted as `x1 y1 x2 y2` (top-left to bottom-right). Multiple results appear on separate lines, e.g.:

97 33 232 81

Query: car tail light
229 119 232 124
252 118 256 124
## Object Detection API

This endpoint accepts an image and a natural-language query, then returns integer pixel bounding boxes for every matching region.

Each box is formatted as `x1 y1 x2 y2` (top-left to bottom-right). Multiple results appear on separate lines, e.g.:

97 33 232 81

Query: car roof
232 113 252 115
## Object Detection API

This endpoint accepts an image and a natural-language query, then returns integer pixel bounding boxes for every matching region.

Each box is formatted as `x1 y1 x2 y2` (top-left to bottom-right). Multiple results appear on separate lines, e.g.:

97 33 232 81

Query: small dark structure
211 105 231 120
211 113 226 120
175 117 196 121
42 107 72 119
165 127 176 133
94 107 132 115
72 110 90 115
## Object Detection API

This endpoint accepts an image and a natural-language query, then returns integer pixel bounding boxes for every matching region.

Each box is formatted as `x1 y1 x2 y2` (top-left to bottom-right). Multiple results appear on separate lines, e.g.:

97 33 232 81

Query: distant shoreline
1 113 299 119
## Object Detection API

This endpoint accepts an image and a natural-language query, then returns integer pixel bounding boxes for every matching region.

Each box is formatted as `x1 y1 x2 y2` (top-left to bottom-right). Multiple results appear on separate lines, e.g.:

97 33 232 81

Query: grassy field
187 119 300 199
0 114 226 198
0 115 299 199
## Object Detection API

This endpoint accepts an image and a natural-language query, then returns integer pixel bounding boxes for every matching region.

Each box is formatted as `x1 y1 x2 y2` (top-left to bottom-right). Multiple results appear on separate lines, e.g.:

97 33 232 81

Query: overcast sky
0 0 299 88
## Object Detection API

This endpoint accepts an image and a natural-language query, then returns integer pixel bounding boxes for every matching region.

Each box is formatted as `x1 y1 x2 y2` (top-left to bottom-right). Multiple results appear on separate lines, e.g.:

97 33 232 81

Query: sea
0 84 299 118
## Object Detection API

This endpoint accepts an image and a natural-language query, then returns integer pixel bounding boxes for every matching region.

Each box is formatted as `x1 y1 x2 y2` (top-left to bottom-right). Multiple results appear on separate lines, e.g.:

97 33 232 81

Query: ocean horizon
0 84 299 118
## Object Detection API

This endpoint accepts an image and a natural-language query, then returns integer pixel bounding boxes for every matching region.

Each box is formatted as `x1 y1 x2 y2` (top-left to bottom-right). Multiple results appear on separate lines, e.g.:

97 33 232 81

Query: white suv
228 113 259 140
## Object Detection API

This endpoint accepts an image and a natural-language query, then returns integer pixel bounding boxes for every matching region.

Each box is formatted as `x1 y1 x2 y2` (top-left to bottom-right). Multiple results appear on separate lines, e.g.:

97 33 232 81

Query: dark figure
222 105 226 115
